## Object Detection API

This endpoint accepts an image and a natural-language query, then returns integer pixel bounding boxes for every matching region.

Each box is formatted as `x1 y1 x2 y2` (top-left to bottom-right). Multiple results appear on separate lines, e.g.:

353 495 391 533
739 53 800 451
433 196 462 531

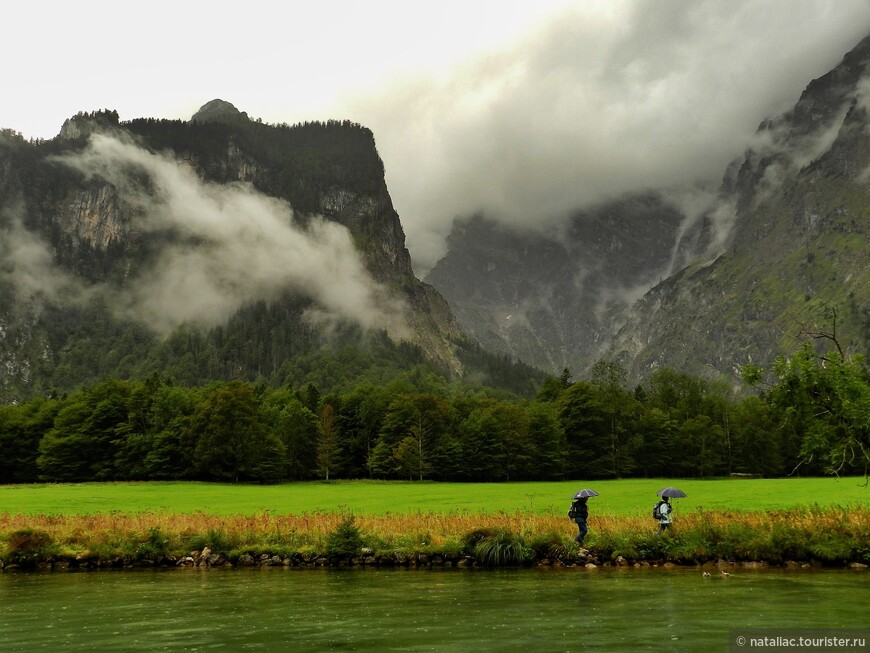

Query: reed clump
4 527 60 565
1 505 867 570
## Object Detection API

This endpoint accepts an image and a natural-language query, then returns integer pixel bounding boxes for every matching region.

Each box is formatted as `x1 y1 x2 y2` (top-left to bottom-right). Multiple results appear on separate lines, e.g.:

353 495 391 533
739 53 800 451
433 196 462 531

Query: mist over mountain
608 32 870 382
362 1 870 276
425 193 688 374
5 29 870 400
428 32 870 383
1 106 548 401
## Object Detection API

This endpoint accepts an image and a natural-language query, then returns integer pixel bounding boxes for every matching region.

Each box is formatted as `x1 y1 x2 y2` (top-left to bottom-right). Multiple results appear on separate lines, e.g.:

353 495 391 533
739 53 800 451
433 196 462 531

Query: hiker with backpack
568 496 590 545
653 495 672 535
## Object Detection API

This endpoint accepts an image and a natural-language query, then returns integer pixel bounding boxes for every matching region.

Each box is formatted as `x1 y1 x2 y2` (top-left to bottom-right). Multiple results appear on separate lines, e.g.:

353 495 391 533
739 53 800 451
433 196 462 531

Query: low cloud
47 134 407 338
347 0 870 273
0 198 85 306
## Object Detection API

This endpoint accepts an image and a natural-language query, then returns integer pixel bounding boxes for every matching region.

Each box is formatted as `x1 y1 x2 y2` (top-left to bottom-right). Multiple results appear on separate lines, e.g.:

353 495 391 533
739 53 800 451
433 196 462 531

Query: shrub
435 539 464 559
807 541 853 564
613 533 644 560
186 527 235 553
469 529 532 567
136 527 171 560
4 528 59 565
325 516 364 559
635 534 671 560
714 522 755 560
460 527 500 554
768 522 805 563
528 530 570 560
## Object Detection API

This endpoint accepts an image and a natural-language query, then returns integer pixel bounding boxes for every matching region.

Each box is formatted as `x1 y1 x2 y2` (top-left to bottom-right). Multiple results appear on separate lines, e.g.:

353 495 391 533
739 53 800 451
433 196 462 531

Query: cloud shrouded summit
2 1 869 278
348 0 870 273
36 135 408 337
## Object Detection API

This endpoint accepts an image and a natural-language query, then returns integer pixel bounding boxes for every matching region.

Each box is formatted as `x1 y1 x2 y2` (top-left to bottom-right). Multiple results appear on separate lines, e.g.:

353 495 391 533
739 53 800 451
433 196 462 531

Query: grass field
1 477 867 517
2 479 868 567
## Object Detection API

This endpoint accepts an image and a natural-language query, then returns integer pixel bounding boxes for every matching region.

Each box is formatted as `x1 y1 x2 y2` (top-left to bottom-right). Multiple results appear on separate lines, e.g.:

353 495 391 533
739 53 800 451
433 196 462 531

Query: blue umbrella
572 489 599 499
656 487 687 498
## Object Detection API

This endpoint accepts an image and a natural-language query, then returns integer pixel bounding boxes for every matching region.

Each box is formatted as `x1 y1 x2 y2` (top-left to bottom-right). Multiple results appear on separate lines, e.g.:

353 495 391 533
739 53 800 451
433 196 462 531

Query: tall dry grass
1 506 867 566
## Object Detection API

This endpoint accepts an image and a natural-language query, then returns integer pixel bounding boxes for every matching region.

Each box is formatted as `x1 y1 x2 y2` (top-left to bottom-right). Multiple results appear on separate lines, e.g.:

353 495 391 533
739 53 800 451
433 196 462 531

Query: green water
0 567 867 651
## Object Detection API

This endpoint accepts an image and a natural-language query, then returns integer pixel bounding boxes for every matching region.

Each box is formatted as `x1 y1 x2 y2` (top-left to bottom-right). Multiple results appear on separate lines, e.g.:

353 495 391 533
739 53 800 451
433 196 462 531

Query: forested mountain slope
0 102 543 400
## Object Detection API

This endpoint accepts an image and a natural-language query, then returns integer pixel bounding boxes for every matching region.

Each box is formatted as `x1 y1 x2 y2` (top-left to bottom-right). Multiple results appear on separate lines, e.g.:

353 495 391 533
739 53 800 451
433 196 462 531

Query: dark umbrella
656 487 687 498
572 489 600 499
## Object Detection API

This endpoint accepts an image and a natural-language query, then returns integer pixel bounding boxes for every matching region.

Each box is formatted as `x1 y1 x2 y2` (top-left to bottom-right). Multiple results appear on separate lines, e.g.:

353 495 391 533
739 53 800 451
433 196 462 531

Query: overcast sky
4 0 870 274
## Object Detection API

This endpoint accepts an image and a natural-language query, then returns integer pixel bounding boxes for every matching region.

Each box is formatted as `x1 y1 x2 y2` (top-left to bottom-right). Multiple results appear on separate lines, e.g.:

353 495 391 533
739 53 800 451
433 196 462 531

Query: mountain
428 33 870 384
0 102 546 401
608 33 870 382
425 193 686 374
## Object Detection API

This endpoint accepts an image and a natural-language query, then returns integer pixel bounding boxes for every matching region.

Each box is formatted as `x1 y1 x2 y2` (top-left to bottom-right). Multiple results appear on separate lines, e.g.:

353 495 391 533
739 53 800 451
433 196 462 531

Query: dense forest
2 340 866 484
0 281 543 402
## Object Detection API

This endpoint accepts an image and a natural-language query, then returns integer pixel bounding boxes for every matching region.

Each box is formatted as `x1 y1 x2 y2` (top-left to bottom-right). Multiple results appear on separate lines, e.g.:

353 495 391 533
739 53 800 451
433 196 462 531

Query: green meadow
1 478 868 568
1 477 866 517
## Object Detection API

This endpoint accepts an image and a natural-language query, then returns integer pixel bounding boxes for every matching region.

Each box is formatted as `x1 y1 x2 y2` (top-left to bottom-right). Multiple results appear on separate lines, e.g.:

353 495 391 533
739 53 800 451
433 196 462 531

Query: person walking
655 495 672 535
569 496 589 545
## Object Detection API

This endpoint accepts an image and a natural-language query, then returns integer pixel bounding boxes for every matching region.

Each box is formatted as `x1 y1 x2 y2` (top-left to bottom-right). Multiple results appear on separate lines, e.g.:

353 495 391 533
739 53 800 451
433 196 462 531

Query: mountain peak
190 99 249 124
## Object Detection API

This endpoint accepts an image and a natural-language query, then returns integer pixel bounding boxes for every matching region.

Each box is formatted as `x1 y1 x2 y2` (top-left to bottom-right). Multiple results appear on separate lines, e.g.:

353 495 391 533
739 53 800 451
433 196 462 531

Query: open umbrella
572 489 599 499
656 487 687 498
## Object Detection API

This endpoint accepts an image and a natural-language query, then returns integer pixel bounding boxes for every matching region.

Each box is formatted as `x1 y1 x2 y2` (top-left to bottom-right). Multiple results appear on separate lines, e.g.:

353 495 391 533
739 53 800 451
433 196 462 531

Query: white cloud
2 0 870 277
0 198 84 305
348 0 870 272
50 134 407 337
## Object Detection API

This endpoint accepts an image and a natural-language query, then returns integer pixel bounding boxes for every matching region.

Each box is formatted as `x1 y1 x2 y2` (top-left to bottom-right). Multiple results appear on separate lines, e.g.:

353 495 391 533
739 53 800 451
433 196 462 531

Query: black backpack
652 500 665 520
568 500 587 520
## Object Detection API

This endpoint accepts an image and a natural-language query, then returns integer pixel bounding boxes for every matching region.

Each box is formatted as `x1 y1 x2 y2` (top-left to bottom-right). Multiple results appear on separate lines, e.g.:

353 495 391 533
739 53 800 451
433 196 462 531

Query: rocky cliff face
425 193 686 375
0 103 464 399
607 34 870 383
313 182 461 372
177 109 464 370
61 184 130 249
427 34 870 384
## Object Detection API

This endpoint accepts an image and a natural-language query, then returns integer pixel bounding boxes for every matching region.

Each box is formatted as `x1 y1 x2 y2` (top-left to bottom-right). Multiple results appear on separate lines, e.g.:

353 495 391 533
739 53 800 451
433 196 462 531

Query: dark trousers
575 519 588 543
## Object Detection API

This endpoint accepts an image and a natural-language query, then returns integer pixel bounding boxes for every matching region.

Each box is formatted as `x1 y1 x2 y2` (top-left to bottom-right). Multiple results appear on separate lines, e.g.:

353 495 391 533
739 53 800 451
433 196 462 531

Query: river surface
0 567 867 652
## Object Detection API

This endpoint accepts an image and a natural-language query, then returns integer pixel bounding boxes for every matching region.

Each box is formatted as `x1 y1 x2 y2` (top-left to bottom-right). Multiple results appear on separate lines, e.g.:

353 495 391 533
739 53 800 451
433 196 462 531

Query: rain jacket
658 500 672 524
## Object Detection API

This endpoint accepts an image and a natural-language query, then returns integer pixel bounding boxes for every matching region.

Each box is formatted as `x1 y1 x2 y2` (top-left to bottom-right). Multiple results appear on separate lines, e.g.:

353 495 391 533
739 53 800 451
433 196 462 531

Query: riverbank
2 506 868 571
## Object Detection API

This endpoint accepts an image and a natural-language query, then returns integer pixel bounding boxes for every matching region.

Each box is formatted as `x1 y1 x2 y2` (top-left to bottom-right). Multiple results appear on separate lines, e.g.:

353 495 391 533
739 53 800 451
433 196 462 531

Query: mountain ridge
1 104 540 401
427 32 870 384
607 32 870 383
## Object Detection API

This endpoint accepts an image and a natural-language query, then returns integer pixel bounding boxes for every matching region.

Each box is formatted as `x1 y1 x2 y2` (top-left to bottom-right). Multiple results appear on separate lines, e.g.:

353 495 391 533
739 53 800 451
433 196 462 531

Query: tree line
2 341 866 484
